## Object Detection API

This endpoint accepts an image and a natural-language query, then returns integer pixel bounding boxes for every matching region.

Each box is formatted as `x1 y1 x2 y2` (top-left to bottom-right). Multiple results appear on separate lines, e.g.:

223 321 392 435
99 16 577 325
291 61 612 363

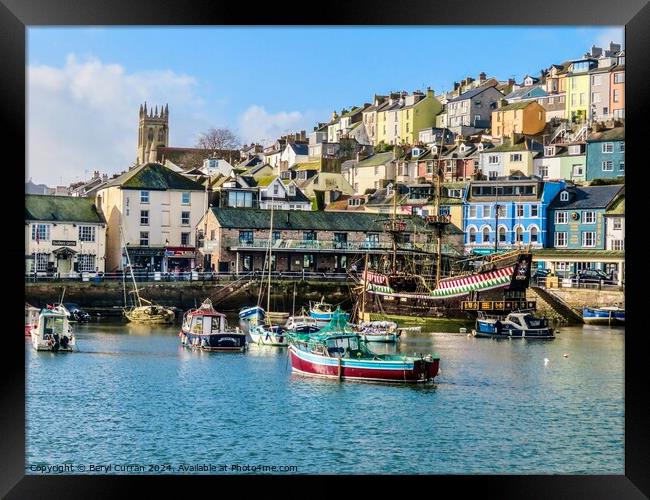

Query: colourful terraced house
399 89 442 145
565 58 598 123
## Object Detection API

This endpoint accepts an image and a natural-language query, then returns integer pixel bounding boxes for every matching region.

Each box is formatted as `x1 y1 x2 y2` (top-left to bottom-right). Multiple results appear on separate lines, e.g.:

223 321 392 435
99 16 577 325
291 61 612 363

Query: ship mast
266 193 274 313
429 128 450 286
361 250 369 321
391 181 397 273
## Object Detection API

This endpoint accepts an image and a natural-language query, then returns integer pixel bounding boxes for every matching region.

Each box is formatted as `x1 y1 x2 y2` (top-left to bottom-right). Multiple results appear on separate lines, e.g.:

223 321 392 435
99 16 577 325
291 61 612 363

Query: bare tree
196 127 241 151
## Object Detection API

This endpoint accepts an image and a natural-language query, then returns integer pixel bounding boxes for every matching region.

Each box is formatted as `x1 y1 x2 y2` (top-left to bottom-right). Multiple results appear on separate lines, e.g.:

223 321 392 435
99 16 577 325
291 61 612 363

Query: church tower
137 102 169 165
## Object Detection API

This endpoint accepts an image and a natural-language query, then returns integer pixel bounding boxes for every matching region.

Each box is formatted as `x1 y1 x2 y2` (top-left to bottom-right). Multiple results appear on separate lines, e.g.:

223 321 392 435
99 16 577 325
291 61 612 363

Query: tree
196 127 241 151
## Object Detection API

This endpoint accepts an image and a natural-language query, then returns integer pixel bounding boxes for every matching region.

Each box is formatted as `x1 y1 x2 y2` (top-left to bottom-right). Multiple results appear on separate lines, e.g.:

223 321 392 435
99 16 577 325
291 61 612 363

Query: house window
620 143 625 152
468 227 477 243
538 165 548 178
582 231 596 247
613 219 622 231
31 224 50 242
530 205 539 217
612 239 624 250
515 226 524 242
583 211 596 224
488 155 499 164
530 226 539 243
140 191 149 203
365 233 380 246
591 75 601 86
497 205 506 218
613 90 620 103
614 73 624 83
602 161 613 171
181 192 190 205
273 184 279 196
482 227 490 243
554 232 567 247
510 153 522 162
181 232 190 246
498 226 506 242
35 253 49 272
78 254 96 272
303 231 317 242
560 191 569 202
591 93 600 103
602 143 614 153
139 231 149 246
78 226 96 242
469 206 477 218
140 210 149 225
548 97 554 104
374 166 380 176
181 211 191 225
483 205 491 218
619 162 625 171
516 205 524 217
555 212 568 224
568 145 581 155
545 146 555 157
239 230 253 244
488 171 498 180
210 229 215 240
572 165 584 177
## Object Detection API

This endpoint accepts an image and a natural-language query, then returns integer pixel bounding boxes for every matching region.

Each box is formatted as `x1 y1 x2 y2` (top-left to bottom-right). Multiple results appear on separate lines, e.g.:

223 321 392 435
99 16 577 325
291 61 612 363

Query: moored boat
124 300 176 324
25 303 39 337
249 323 288 346
582 306 625 325
180 299 247 352
472 311 554 339
285 310 321 334
309 298 349 326
356 320 400 343
287 311 439 383
32 305 76 352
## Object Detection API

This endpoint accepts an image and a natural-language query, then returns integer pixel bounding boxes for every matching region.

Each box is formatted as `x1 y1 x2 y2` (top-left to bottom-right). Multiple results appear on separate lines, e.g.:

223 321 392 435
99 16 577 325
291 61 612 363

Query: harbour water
26 320 624 474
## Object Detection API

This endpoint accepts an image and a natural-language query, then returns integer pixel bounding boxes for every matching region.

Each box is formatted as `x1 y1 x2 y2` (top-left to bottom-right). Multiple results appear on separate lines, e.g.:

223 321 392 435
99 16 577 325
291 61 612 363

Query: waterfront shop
25 195 107 277
532 249 625 285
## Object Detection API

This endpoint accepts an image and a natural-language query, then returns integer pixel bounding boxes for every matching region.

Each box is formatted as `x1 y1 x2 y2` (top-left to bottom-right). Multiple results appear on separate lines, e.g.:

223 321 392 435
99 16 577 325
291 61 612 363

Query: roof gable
103 163 205 191
25 195 106 223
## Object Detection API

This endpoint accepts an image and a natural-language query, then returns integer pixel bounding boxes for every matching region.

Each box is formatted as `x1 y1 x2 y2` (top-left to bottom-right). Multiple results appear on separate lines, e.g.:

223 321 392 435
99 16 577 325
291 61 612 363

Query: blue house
462 175 565 254
538 184 625 279
547 184 624 250
586 127 625 181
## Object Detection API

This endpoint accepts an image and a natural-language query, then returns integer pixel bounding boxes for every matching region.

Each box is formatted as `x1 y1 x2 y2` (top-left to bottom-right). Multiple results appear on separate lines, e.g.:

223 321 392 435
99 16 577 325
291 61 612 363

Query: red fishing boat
287 310 439 383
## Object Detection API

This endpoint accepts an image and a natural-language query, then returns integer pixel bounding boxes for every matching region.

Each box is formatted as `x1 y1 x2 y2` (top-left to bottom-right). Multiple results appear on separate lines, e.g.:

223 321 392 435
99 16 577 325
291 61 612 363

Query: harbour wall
527 286 624 322
24 280 354 314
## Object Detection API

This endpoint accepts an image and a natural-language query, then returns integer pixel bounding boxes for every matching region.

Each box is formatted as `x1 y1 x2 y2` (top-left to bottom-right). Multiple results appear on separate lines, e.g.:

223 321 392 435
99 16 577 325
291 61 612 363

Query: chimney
591 45 603 58
453 82 460 91
508 78 515 87
479 72 487 82
467 76 474 84
609 42 621 53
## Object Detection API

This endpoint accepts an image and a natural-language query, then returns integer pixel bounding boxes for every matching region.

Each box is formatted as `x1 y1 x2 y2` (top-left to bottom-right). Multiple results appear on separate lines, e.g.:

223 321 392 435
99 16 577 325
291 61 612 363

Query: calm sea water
26 320 624 474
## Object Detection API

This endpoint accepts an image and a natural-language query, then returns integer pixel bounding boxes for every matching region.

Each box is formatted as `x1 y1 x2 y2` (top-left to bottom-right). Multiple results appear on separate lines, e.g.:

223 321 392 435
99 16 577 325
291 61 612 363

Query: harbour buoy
563 353 569 358
544 358 550 366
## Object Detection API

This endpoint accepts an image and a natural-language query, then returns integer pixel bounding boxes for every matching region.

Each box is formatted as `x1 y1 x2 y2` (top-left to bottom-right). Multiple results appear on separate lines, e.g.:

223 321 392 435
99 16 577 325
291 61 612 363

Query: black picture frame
4 0 648 497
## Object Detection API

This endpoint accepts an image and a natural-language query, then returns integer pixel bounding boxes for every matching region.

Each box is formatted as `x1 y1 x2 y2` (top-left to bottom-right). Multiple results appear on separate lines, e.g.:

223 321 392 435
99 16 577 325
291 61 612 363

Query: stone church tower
137 102 169 165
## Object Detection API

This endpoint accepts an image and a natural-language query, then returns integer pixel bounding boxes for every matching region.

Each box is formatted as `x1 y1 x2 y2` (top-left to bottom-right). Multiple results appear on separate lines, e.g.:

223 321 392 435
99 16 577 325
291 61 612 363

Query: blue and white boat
472 311 554 339
309 298 349 327
582 306 625 325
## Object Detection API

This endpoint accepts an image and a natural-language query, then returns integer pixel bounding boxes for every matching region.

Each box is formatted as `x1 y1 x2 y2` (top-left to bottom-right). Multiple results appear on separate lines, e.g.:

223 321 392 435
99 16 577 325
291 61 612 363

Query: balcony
225 238 440 254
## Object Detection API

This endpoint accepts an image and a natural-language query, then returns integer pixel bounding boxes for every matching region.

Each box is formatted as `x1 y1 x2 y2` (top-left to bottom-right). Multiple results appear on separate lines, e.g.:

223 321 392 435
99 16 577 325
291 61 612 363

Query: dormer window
568 145 581 155
288 185 295 196
545 146 555 157
560 191 569 202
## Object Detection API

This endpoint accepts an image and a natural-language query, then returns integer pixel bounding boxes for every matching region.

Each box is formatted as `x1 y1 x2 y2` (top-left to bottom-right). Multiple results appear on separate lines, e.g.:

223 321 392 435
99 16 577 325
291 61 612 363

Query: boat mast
433 129 446 285
266 192 274 313
120 222 142 308
361 250 369 321
391 181 397 273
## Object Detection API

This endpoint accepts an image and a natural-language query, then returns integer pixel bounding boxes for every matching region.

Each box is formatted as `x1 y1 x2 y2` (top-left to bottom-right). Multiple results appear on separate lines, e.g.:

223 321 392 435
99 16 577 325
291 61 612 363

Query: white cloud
237 105 315 146
28 54 209 185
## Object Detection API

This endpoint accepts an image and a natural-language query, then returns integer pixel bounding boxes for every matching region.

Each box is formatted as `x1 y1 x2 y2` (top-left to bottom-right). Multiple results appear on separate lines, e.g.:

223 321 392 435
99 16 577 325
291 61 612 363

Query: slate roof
498 100 542 112
289 143 309 155
447 85 501 103
25 194 106 223
587 127 625 142
102 163 205 191
548 185 624 210
356 152 395 168
504 86 547 101
211 207 427 232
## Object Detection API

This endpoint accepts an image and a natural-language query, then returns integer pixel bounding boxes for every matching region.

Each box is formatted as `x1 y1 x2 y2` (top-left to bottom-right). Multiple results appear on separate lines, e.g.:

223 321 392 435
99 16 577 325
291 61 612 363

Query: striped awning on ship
430 266 515 298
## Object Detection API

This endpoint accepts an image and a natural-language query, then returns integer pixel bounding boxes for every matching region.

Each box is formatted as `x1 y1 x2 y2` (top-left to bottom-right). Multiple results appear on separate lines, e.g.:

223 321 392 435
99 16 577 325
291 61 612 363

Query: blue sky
27 26 623 185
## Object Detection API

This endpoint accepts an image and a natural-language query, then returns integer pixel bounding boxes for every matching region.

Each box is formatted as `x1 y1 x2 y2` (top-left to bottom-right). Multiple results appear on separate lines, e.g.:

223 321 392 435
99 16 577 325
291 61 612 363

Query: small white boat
473 311 554 339
285 311 321 334
32 305 76 352
25 303 40 337
249 323 288 346
180 299 247 352
356 320 400 343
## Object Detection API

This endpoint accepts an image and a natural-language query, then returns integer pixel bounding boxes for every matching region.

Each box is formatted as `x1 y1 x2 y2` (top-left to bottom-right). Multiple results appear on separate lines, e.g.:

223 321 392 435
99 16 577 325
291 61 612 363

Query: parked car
531 269 551 281
570 269 616 285
62 303 91 322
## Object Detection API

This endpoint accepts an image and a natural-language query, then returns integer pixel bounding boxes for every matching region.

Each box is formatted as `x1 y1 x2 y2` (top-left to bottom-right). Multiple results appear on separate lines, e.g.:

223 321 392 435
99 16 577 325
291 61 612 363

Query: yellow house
399 89 442 145
376 94 402 146
492 101 546 140
565 59 597 122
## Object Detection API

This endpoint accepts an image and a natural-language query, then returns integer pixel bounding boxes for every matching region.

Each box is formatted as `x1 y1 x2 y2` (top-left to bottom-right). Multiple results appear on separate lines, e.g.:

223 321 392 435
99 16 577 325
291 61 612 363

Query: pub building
25 195 107 276
96 162 207 273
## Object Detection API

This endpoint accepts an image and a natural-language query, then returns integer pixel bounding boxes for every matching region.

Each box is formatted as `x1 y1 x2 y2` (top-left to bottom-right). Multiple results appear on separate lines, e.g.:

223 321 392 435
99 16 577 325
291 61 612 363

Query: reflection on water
26 320 624 474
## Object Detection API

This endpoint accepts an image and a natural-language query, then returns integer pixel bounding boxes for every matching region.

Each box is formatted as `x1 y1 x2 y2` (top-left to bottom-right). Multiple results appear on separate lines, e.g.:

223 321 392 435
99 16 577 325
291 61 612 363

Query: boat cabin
324 335 363 358
184 311 227 335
